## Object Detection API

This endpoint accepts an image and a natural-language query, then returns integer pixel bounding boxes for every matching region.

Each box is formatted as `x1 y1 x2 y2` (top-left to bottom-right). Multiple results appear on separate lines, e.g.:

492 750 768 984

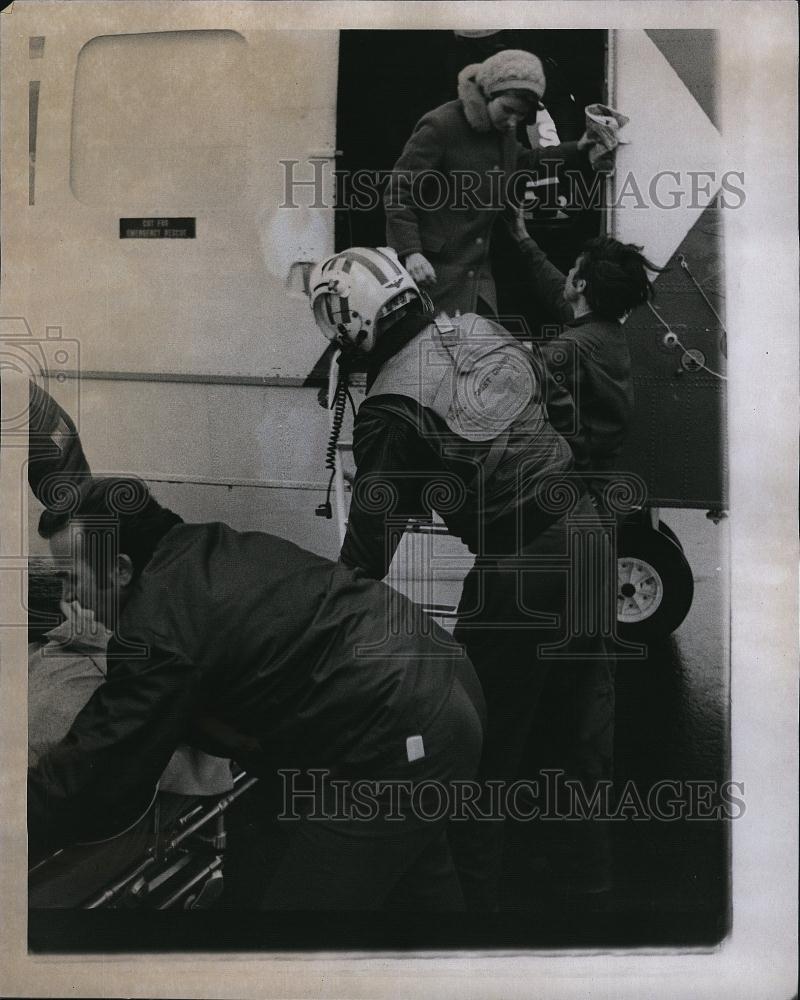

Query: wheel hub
617 556 664 622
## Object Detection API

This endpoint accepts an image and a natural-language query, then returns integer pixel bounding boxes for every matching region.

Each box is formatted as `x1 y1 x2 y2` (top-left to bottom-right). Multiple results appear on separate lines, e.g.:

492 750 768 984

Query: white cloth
584 103 629 172
526 107 561 150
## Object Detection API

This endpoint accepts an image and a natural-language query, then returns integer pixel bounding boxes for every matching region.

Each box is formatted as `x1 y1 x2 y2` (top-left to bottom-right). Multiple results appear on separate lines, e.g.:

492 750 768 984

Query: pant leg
451 503 617 907
384 826 465 911
450 549 558 910
560 650 616 891
263 674 483 911
264 802 444 910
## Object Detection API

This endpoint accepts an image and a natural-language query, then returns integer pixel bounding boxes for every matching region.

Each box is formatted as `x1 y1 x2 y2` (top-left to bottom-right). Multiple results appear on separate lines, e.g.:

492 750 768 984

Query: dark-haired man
28 477 485 910
510 209 662 494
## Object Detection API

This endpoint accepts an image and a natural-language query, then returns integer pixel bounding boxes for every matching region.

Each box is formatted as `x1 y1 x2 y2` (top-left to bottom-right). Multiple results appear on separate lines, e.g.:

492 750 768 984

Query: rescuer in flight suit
308 246 616 909
27 476 485 910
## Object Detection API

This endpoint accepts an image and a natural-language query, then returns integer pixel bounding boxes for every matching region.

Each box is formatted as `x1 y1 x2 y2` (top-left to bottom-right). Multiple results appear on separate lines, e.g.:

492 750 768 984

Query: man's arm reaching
508 210 573 325
27 643 201 858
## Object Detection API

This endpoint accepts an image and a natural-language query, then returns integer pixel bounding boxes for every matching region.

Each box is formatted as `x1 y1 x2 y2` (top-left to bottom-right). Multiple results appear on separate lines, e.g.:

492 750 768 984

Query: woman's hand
577 131 617 173
404 252 437 287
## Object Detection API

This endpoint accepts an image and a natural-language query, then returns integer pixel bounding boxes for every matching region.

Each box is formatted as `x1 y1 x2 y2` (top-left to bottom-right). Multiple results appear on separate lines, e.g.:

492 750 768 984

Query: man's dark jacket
518 236 635 478
28 523 464 856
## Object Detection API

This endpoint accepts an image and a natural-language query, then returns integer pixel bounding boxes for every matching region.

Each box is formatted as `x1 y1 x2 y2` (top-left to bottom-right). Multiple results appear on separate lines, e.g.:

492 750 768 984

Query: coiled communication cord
316 369 355 519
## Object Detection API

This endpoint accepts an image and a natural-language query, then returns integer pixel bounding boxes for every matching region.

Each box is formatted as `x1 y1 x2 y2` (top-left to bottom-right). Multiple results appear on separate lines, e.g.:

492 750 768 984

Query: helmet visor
313 293 348 342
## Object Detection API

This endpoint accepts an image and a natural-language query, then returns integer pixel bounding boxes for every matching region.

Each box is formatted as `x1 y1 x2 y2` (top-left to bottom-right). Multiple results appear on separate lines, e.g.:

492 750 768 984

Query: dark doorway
334 29 607 334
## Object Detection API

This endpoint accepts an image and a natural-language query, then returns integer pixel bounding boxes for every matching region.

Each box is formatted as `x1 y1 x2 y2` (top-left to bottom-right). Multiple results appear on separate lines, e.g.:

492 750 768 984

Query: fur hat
457 50 546 132
476 49 546 101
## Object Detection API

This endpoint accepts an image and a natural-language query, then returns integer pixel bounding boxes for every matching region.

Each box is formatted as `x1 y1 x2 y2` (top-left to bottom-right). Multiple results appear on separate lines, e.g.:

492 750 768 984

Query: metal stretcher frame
29 771 259 910
84 771 259 909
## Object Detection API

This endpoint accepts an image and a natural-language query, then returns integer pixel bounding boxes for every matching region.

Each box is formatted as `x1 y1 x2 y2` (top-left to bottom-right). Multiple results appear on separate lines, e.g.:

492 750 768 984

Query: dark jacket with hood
384 66 587 316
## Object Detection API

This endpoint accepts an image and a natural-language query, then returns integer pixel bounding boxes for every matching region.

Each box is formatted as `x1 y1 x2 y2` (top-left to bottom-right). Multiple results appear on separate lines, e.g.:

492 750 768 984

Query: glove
584 103 629 174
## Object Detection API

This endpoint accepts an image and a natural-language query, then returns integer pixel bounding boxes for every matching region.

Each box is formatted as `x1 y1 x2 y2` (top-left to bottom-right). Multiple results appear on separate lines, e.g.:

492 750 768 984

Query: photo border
1 1 797 996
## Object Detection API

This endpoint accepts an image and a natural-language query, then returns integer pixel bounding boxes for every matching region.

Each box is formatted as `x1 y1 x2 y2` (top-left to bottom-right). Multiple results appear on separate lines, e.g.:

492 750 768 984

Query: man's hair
38 477 183 578
575 236 663 321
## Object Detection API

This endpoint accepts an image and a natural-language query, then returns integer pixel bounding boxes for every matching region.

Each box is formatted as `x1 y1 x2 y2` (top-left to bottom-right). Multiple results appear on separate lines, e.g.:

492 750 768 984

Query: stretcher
28 769 258 910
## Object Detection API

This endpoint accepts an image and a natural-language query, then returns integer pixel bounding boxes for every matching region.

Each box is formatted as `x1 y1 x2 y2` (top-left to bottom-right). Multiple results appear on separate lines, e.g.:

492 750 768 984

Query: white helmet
308 246 424 353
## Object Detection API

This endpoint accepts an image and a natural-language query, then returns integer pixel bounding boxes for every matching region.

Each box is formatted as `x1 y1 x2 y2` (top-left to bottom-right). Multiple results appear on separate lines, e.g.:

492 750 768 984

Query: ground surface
29 510 730 950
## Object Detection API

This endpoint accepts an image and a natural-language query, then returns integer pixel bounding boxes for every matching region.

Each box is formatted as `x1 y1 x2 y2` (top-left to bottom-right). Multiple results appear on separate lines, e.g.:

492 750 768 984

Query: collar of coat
366 308 432 391
457 64 494 132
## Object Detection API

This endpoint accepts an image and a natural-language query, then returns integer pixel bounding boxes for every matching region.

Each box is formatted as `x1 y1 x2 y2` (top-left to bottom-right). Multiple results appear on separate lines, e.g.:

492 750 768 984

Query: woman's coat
385 67 585 315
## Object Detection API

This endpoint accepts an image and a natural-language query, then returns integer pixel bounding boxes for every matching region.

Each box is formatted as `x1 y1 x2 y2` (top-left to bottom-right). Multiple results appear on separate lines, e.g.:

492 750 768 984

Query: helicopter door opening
334 28 608 337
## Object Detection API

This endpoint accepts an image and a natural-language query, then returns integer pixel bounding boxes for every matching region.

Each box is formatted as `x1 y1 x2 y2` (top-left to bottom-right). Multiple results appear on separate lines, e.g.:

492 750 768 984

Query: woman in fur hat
384 49 595 318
